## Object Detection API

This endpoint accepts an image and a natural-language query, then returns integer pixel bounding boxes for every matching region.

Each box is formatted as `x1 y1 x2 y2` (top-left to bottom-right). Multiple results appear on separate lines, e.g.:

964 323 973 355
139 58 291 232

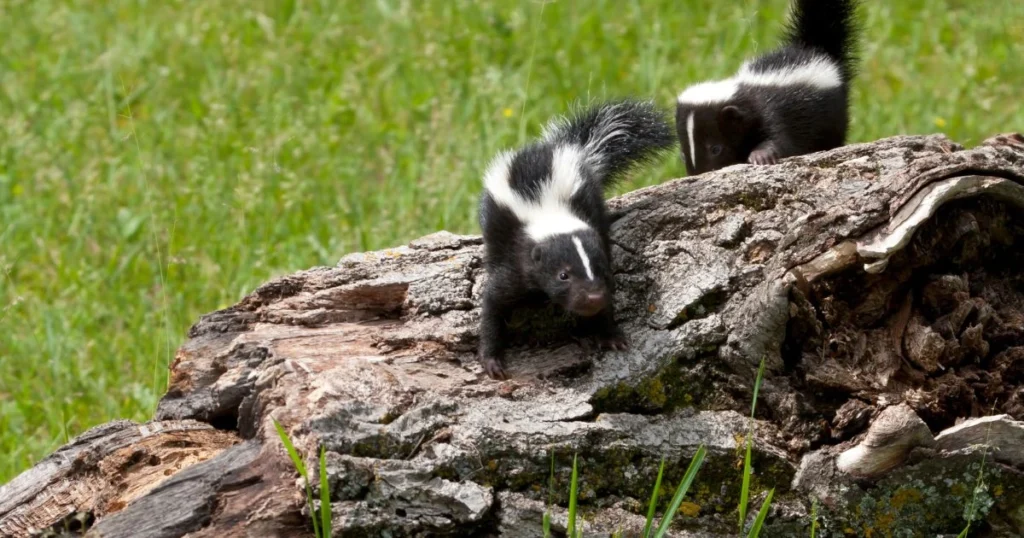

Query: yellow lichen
873 512 895 533
640 378 667 408
678 501 700 517
889 487 924 509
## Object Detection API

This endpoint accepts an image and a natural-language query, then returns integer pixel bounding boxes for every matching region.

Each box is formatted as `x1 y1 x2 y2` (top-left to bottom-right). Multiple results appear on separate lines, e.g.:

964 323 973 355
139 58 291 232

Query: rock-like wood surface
3 133 1024 537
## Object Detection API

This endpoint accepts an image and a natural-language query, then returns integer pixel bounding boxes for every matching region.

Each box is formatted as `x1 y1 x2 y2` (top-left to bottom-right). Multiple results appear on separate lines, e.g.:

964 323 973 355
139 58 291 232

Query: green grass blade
319 445 332 538
548 450 556 503
568 454 580 537
642 458 666 538
273 418 307 478
959 405 998 538
544 450 554 538
740 359 767 529
751 359 766 416
810 498 819 538
273 419 319 537
654 445 707 538
741 436 757 528
747 488 775 538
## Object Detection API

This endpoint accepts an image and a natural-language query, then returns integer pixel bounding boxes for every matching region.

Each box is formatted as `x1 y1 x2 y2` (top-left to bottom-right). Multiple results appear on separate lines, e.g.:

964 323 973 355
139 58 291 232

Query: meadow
1 0 1022 484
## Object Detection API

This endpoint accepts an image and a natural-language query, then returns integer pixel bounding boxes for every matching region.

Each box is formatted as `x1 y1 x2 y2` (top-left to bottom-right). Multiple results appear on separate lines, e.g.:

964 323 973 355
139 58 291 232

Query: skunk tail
781 0 860 81
542 99 675 188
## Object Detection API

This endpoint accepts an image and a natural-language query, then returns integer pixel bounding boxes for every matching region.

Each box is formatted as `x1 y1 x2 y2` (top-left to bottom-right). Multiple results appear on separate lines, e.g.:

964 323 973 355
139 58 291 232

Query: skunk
477 100 674 379
675 0 860 175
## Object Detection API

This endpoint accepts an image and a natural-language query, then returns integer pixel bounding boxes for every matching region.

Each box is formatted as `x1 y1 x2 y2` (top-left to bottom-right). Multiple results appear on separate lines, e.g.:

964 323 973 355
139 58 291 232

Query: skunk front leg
478 283 514 380
748 139 783 165
577 304 628 351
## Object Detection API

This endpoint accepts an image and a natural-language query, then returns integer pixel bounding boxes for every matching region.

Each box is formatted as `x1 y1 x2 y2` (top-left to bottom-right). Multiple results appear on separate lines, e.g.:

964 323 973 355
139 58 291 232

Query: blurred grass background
1 0 1021 483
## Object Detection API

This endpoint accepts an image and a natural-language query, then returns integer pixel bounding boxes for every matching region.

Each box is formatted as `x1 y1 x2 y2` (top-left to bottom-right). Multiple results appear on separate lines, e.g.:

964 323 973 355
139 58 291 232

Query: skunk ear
720 105 747 125
531 244 544 262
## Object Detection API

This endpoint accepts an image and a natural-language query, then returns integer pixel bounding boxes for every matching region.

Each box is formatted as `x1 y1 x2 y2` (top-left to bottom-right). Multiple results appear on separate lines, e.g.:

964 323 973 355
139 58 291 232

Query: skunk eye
558 272 570 281
710 145 723 157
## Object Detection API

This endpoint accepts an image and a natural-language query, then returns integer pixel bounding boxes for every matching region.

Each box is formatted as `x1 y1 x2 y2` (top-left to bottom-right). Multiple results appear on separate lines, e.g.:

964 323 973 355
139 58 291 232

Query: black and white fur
675 0 860 175
477 100 674 379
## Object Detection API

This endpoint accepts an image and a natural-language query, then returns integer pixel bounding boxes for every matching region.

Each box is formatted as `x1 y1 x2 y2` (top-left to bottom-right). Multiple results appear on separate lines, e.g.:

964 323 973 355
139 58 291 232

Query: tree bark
4 133 1024 538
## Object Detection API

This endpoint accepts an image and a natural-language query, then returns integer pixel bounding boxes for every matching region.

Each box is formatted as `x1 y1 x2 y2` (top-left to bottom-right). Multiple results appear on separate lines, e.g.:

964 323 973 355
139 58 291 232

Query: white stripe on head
737 56 842 89
686 112 697 170
677 79 740 106
571 235 594 280
483 145 594 242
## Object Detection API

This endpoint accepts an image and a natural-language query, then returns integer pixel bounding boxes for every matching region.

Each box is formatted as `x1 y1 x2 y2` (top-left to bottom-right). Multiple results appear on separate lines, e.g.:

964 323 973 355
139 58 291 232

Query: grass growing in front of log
739 359 771 535
547 446 708 537
274 419 333 538
958 410 998 537
547 363 771 535
1 0 1023 483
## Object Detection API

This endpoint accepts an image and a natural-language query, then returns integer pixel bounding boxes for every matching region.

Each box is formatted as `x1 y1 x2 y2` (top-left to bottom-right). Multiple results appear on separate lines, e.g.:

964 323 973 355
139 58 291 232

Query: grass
546 359 762 535
568 454 580 537
739 359 768 532
653 445 707 537
273 418 332 537
551 446 706 537
1 0 1022 484
810 498 819 538
958 407 1001 537
642 459 667 537
748 488 775 538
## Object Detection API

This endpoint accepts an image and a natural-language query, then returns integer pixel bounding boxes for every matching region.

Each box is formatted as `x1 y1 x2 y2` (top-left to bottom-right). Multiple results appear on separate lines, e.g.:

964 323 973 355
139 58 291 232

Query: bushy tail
542 99 675 188
781 0 860 80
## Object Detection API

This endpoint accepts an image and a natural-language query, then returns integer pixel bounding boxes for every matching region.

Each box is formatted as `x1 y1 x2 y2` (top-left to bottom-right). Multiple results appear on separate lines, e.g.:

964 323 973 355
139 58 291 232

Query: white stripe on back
542 103 628 175
483 144 594 241
571 235 594 280
677 54 841 106
686 112 697 170
737 56 842 89
548 145 585 201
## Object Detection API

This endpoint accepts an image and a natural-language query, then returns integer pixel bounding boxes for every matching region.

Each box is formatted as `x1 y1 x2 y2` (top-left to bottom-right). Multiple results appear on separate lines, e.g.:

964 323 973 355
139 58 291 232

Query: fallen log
3 133 1024 537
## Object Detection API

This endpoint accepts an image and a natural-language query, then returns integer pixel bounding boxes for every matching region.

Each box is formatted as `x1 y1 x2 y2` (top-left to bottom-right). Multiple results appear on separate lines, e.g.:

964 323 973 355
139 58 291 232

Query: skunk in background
676 0 861 175
477 100 675 379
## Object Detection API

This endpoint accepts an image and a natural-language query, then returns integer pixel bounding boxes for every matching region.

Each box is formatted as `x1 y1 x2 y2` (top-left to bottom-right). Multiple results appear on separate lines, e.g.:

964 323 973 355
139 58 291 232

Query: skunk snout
571 290 608 317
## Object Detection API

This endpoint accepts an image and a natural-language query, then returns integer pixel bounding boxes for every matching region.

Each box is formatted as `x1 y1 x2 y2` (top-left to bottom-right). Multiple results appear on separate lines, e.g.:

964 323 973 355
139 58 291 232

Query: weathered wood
3 133 1024 537
0 420 237 538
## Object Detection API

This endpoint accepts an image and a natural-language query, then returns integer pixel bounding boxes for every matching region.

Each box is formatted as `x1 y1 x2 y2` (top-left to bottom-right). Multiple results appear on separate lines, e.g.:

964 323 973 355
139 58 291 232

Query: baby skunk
477 100 674 379
675 0 860 175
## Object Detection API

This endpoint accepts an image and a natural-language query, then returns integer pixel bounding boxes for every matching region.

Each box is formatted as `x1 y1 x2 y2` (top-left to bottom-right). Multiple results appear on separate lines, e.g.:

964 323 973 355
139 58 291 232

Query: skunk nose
571 289 608 317
576 292 607 316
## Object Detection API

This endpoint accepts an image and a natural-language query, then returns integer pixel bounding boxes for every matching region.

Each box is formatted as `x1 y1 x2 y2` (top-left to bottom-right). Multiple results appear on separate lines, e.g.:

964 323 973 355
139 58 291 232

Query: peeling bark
3 133 1024 537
